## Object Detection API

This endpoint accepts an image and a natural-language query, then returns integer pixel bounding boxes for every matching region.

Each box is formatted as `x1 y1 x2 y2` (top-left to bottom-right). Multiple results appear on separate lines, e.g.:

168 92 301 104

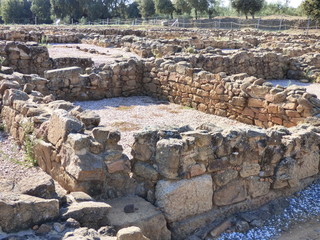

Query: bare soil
47 43 141 67
0 131 41 191
75 96 249 157
277 217 320 240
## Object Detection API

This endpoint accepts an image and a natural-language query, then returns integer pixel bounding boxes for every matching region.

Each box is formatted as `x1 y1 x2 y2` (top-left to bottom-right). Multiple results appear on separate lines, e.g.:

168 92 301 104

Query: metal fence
78 17 319 32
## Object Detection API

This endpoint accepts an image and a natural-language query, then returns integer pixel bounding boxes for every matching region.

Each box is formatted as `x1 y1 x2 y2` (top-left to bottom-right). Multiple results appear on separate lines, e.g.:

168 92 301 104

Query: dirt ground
277 217 320 240
48 43 141 66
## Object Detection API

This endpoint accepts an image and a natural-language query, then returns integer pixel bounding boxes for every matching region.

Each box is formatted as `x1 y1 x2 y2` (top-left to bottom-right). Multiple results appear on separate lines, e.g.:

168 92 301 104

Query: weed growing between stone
23 134 37 167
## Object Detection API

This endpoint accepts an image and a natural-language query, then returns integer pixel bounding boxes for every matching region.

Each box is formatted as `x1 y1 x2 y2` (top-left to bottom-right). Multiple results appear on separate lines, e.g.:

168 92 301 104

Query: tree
154 0 175 18
127 2 141 18
137 0 155 18
1 0 32 23
302 0 320 20
186 0 208 19
174 0 191 15
231 0 264 19
31 0 52 23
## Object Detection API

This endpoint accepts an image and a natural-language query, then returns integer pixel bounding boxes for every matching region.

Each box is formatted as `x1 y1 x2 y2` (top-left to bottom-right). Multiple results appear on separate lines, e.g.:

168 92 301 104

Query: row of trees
0 0 317 24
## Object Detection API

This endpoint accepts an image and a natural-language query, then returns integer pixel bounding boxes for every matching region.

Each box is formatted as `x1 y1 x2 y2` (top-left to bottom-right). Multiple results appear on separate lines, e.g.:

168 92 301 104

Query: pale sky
221 0 304 8
267 0 304 8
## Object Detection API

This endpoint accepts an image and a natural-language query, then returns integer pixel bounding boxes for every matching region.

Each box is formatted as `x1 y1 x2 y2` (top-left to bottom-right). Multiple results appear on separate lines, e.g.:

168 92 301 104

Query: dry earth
277 217 320 240
48 43 141 66
0 131 41 192
75 96 249 157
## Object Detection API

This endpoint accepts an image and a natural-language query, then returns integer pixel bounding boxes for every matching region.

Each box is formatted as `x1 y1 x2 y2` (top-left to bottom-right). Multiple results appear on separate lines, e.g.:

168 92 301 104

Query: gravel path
48 43 141 66
74 96 249 156
0 131 41 191
217 179 320 240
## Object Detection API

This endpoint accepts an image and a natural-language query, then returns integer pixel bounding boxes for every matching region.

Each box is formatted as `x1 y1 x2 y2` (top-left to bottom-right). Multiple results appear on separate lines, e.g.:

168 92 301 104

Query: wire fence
4 17 319 32
77 17 319 32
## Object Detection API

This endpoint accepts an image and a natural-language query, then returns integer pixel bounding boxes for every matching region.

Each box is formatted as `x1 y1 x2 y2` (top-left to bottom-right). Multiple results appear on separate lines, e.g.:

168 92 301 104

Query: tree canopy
302 0 320 20
231 0 264 19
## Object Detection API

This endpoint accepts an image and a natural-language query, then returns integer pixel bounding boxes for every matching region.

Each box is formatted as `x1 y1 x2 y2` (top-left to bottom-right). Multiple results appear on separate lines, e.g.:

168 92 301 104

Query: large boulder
13 171 56 199
155 174 213 222
117 226 150 240
61 200 111 229
3 89 29 106
47 109 84 146
0 192 59 233
106 196 171 240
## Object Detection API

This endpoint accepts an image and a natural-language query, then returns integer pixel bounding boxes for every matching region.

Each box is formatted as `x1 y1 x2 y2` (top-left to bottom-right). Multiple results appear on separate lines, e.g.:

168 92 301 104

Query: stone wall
0 41 95 77
11 56 319 127
0 87 135 197
0 41 52 76
0 29 82 43
1 80 319 239
130 123 320 238
38 59 143 100
52 57 93 71
142 61 320 127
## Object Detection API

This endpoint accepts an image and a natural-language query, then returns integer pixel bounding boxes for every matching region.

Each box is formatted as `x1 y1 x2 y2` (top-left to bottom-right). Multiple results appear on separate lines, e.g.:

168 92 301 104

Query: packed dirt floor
48 43 141 66
277 217 320 240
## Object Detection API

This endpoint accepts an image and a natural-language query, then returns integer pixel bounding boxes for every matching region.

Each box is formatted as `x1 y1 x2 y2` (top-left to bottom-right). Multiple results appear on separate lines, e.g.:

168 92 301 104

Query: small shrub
24 134 37 167
40 35 48 45
20 120 37 167
115 105 135 111
185 46 195 54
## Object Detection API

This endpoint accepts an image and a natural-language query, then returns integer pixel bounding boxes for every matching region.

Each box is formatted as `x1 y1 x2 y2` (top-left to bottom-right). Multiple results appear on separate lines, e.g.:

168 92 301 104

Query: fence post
257 18 261 29
279 19 283 31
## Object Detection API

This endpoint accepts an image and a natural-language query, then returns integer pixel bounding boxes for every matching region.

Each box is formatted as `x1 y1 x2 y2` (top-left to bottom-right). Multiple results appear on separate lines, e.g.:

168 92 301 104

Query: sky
267 0 304 8
221 0 304 8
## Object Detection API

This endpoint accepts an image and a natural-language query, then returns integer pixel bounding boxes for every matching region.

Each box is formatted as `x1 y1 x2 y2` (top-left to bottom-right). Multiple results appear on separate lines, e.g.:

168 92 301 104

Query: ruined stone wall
34 59 144 100
52 57 93 71
131 124 320 239
0 41 97 77
142 60 320 128
0 41 52 76
0 87 136 197
15 55 319 127
0 29 82 43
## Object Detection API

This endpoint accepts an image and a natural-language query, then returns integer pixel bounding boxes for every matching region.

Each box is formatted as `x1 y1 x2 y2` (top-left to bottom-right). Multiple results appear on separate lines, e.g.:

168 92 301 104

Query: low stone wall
0 41 52 76
131 124 320 238
143 61 320 127
14 56 320 127
1 81 319 239
38 59 143 100
0 41 96 77
0 87 135 197
52 57 93 71
0 29 83 43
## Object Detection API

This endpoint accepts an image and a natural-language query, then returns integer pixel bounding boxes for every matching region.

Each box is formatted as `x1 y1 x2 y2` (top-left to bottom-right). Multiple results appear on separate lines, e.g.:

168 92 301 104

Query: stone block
47 109 84 146
61 201 111 229
214 180 247 206
155 174 213 222
0 192 59 233
106 196 171 240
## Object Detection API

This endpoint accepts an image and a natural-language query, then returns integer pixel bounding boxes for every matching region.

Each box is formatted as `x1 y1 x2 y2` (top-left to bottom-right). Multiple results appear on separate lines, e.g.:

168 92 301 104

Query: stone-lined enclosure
1 26 320 239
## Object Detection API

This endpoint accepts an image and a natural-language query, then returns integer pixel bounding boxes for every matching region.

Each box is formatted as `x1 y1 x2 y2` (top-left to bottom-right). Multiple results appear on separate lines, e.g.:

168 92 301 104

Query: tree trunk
245 15 248 19
195 10 198 20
